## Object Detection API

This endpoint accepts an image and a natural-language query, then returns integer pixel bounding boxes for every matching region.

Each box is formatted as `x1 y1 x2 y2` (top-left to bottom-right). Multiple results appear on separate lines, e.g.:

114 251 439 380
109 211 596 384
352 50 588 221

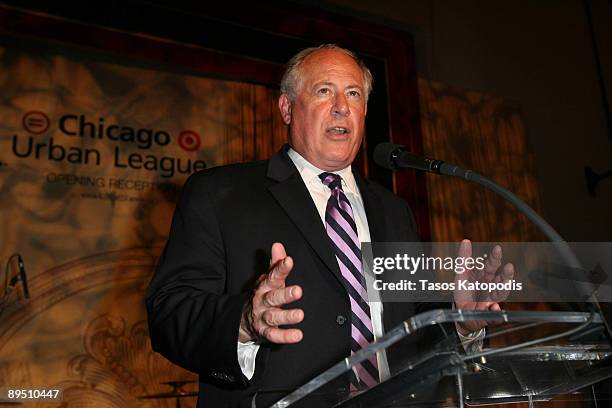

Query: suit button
336 315 347 326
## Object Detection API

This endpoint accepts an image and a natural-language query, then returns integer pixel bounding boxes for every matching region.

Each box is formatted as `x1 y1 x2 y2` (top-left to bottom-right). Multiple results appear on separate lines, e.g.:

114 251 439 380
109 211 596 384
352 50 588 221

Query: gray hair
280 44 373 101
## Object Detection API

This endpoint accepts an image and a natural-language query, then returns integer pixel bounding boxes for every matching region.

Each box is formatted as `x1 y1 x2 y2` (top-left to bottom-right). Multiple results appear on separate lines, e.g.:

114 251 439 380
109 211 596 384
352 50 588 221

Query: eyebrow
313 81 364 91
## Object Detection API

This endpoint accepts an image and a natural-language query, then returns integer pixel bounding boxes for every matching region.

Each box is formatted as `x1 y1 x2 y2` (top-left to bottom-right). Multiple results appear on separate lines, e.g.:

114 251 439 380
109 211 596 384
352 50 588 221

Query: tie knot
319 172 342 190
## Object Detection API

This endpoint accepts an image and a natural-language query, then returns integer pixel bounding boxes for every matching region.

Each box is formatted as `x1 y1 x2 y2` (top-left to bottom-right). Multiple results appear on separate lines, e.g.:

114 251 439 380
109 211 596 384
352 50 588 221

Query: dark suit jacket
146 145 432 407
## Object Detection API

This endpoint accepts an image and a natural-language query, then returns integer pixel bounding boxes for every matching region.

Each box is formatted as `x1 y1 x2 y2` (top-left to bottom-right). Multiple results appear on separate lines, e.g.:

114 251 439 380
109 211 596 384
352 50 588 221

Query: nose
331 93 350 117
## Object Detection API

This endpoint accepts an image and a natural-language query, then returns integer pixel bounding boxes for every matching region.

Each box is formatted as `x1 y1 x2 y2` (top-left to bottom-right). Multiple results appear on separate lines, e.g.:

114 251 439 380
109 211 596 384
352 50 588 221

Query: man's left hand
454 239 514 335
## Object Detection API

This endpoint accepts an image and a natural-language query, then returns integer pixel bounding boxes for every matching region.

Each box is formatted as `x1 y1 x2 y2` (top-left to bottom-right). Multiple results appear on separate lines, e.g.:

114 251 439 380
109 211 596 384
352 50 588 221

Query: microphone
373 142 472 178
373 142 444 173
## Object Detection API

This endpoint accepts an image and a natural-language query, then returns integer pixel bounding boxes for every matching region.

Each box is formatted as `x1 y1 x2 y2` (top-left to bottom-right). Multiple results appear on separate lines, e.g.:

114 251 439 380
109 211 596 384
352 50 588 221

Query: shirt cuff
237 341 260 379
457 326 485 353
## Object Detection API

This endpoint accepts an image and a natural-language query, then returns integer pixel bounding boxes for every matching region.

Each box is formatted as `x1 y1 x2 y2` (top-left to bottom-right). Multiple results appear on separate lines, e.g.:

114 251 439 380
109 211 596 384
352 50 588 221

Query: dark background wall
3 0 610 241
298 0 612 241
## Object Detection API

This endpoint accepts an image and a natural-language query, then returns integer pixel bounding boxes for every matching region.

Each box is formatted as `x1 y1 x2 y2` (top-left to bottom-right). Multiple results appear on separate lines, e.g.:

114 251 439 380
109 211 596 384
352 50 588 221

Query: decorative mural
0 41 286 407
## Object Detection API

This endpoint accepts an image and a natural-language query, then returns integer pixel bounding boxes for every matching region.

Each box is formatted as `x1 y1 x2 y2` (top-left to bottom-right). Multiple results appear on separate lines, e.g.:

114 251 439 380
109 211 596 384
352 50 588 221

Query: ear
278 94 292 125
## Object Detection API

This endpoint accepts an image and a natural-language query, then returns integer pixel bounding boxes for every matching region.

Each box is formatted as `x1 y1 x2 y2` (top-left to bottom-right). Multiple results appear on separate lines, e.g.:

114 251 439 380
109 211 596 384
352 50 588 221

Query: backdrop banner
0 40 285 407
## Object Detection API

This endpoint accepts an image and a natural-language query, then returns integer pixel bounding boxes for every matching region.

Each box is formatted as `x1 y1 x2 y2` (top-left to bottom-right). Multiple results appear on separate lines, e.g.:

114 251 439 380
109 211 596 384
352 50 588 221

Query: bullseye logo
177 130 201 152
22 111 50 134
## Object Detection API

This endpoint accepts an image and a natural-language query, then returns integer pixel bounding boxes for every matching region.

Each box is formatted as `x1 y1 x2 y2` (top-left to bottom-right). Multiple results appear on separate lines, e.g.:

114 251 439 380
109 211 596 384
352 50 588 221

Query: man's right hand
239 242 304 343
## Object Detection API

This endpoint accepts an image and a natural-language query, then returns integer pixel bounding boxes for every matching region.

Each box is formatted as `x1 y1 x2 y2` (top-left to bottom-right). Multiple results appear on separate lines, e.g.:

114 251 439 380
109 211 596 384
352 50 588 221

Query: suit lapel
267 146 344 285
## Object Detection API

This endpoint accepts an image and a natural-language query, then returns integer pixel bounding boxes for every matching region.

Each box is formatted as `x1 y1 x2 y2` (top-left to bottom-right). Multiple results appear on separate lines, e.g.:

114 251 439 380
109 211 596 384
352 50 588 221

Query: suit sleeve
146 173 250 388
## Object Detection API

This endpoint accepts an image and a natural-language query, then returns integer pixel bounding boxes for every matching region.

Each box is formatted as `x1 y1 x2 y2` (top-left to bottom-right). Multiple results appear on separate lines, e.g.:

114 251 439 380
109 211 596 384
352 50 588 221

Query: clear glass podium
254 309 612 407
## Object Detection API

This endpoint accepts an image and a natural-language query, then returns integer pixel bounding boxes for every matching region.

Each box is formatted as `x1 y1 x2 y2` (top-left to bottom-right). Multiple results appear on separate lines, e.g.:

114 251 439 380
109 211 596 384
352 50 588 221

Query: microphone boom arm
375 142 612 339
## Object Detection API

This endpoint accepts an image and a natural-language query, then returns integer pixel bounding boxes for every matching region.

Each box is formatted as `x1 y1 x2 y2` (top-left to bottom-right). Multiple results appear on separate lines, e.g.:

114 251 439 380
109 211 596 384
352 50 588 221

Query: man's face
279 49 367 171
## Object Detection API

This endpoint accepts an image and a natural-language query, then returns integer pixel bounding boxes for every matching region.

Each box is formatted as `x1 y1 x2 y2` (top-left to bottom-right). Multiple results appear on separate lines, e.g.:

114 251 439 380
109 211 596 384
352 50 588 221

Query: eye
347 90 361 98
317 87 331 96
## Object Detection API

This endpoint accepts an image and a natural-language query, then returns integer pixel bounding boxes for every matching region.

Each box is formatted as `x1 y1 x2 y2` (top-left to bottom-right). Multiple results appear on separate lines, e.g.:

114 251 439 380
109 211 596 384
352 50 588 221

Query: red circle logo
177 130 201 152
22 111 50 135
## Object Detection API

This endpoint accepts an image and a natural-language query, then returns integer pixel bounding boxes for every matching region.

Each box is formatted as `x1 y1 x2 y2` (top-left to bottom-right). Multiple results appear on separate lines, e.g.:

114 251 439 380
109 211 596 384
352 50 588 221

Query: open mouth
327 126 350 135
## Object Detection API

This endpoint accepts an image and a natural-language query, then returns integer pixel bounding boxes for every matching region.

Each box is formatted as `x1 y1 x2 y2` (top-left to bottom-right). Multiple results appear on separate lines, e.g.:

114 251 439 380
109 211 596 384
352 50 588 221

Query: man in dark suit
146 44 508 407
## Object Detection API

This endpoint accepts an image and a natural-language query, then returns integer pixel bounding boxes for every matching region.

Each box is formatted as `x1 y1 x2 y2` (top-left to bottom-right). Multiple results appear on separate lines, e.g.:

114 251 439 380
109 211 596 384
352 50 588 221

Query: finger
270 242 287 266
263 327 303 344
458 239 472 258
500 262 514 281
263 285 303 307
262 308 304 326
267 256 294 287
491 245 502 261
490 262 514 302
491 262 514 288
486 303 504 327
456 239 473 283
489 302 501 311
483 245 502 280
475 301 495 311
455 301 486 312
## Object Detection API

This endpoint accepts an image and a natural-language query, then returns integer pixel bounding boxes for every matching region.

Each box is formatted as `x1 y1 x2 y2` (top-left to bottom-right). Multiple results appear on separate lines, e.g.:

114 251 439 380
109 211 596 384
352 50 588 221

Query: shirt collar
287 147 359 195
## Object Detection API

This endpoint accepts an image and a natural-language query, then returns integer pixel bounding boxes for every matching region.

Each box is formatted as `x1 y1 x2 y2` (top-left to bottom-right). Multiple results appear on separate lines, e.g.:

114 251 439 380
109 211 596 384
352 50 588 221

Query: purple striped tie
319 172 379 390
